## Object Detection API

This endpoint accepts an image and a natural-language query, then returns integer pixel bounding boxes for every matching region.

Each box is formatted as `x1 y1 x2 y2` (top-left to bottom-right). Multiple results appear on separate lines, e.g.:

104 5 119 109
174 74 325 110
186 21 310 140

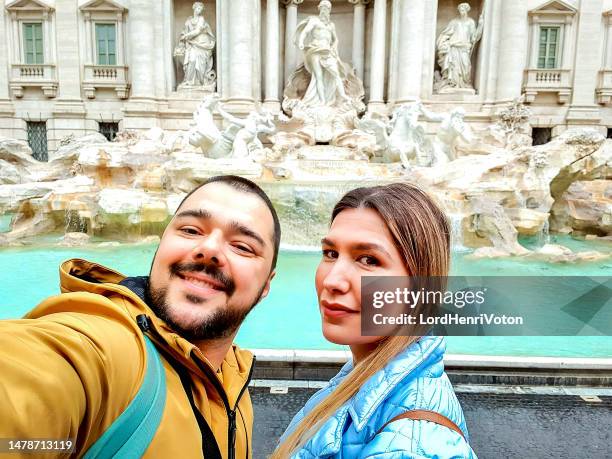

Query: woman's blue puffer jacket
280 335 478 458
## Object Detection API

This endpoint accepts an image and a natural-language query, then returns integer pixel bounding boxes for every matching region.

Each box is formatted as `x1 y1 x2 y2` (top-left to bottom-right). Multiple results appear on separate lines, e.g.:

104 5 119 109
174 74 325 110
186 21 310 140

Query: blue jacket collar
303 335 446 456
347 335 445 431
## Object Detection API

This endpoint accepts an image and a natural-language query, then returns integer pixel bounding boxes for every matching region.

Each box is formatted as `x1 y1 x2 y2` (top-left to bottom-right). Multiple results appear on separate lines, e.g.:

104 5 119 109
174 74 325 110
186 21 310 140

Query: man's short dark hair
176 175 281 270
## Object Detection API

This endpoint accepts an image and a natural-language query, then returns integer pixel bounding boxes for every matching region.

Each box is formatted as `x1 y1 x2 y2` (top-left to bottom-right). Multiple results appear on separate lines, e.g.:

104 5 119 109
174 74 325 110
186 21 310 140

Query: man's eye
357 255 379 266
180 227 199 235
234 244 254 254
322 249 337 259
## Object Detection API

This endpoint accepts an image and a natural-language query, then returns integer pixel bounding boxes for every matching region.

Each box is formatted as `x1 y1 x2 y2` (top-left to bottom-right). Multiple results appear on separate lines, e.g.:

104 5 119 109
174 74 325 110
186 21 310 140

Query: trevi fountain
0 1 610 264
0 0 610 357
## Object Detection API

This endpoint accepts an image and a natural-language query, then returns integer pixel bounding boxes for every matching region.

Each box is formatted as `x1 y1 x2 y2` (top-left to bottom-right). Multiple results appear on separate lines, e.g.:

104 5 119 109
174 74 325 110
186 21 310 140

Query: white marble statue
282 0 365 143
420 105 473 164
188 94 275 160
434 3 484 93
354 102 473 167
295 0 350 108
217 105 276 159
355 103 429 169
174 1 216 91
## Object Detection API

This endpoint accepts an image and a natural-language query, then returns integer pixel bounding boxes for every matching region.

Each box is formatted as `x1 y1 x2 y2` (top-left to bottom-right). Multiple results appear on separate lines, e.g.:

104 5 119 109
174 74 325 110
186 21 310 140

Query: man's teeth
184 275 221 290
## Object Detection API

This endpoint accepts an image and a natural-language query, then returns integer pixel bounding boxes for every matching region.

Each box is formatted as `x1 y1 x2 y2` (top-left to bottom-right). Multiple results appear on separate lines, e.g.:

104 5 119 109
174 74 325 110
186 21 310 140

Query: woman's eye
322 249 337 259
357 255 379 266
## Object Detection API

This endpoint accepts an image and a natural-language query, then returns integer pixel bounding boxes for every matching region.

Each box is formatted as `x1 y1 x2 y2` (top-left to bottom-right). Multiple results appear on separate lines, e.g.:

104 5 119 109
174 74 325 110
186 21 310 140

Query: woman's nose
322 260 351 294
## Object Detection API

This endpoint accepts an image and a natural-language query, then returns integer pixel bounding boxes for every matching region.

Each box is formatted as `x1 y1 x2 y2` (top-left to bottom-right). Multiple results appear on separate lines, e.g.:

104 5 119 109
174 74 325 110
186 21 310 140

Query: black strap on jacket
134 312 222 459
165 356 223 459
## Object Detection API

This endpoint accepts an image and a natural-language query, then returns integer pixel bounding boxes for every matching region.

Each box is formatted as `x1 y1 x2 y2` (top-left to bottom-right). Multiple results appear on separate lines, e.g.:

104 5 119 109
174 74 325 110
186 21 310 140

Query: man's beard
146 261 266 342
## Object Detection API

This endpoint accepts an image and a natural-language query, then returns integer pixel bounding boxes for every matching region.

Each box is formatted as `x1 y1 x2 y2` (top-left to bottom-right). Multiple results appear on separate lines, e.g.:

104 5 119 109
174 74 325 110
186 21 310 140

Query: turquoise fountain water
1 236 610 358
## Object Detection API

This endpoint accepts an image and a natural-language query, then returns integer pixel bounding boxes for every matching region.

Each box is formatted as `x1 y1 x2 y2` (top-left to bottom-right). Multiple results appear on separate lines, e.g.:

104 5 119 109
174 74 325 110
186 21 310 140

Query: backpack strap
376 409 465 440
83 335 167 459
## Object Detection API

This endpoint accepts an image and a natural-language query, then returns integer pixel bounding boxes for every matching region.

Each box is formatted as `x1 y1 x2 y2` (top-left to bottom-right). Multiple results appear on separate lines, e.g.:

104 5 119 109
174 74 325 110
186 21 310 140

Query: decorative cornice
283 0 304 6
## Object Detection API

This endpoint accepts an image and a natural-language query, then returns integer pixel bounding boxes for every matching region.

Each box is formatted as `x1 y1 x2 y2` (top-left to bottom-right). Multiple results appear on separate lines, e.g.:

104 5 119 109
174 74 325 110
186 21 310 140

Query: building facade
2 0 612 158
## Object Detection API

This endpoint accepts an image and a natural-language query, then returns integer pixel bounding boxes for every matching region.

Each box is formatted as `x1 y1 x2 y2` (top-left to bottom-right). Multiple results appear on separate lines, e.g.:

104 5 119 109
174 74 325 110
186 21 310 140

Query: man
0 175 280 458
295 0 351 107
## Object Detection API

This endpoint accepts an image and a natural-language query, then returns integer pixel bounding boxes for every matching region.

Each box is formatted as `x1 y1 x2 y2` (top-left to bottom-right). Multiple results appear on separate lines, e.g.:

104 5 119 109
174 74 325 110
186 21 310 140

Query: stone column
0 6 10 100
349 0 368 81
283 0 303 85
264 0 281 111
11 13 19 64
495 0 528 101
368 0 387 111
482 0 502 102
55 0 82 100
43 11 53 64
567 0 603 125
84 13 93 64
116 12 124 66
394 0 425 104
227 0 256 107
605 13 612 68
127 0 156 100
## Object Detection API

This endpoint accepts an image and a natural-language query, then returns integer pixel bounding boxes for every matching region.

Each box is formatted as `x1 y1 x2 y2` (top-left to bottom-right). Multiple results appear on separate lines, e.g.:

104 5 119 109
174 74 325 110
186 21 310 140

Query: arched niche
433 0 485 95
171 0 217 93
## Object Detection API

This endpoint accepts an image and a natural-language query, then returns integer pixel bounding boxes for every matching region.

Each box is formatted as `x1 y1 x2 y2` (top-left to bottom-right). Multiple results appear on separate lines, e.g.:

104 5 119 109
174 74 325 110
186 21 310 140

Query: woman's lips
321 301 358 319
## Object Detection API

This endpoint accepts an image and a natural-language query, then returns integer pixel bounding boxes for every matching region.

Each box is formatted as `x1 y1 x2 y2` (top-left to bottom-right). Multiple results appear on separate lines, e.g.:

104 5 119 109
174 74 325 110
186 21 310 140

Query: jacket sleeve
0 293 146 458
359 418 477 459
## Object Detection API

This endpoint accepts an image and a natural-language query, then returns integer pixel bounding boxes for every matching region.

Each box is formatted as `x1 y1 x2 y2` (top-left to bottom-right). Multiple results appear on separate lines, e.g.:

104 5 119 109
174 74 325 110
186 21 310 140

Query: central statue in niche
434 2 484 94
283 0 365 144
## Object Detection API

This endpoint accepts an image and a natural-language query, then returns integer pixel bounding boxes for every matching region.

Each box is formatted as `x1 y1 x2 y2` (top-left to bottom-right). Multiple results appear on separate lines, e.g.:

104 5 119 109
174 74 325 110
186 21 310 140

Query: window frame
22 21 44 64
94 22 117 66
537 25 562 69
527 2 577 70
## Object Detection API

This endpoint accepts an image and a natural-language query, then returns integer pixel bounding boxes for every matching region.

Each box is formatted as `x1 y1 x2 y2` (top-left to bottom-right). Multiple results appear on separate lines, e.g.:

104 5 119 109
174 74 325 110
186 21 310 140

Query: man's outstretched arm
0 293 145 458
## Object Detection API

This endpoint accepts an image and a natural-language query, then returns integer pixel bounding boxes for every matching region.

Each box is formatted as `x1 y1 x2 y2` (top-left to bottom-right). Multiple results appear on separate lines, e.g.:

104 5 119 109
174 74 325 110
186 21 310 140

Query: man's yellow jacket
0 259 255 458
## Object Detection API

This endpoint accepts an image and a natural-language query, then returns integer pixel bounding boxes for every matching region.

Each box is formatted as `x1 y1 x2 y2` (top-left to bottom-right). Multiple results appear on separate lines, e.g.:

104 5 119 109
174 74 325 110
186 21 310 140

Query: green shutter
96 23 116 65
23 23 44 64
537 26 560 69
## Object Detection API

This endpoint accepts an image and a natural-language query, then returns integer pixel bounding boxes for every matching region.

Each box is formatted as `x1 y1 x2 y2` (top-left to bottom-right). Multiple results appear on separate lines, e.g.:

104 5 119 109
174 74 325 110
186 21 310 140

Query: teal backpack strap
83 333 167 459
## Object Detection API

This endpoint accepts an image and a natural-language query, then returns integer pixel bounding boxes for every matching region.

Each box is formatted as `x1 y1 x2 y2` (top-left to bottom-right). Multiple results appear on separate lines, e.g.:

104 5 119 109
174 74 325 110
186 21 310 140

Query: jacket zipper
193 351 255 459
137 314 255 459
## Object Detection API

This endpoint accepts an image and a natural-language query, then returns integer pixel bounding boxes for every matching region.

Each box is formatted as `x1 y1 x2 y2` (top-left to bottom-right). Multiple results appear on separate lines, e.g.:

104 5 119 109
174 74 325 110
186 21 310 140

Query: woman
273 183 477 458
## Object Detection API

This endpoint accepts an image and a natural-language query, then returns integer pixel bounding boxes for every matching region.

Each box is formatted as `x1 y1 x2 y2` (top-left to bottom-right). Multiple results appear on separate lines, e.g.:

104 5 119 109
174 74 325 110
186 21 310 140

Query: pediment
79 0 127 13
529 0 577 16
5 0 54 11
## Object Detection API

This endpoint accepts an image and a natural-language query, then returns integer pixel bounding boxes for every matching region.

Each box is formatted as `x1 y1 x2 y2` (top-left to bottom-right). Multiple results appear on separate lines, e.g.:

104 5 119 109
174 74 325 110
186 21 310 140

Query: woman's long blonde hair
271 182 451 458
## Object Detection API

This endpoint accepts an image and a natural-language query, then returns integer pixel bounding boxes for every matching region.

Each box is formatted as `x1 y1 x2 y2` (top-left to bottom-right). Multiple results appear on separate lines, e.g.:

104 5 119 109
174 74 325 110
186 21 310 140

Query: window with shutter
23 23 44 64
95 23 116 66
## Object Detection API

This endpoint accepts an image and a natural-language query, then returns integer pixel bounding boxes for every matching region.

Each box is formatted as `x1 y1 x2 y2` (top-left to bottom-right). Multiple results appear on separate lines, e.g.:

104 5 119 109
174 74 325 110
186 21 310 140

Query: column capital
283 0 304 6
348 0 371 5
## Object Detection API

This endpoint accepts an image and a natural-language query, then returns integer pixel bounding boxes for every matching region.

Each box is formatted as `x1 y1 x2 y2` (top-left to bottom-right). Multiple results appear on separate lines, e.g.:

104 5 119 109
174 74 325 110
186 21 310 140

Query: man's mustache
169 261 235 296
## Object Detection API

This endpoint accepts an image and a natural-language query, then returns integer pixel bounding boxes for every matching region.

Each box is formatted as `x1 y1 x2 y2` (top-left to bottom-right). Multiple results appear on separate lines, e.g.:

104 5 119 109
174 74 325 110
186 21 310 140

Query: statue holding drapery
174 1 216 91
434 2 484 93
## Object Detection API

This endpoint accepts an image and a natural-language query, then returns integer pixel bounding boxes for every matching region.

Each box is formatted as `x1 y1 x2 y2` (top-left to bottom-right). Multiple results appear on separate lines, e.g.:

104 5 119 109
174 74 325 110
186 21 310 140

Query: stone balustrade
82 64 130 100
9 64 58 98
523 68 572 104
